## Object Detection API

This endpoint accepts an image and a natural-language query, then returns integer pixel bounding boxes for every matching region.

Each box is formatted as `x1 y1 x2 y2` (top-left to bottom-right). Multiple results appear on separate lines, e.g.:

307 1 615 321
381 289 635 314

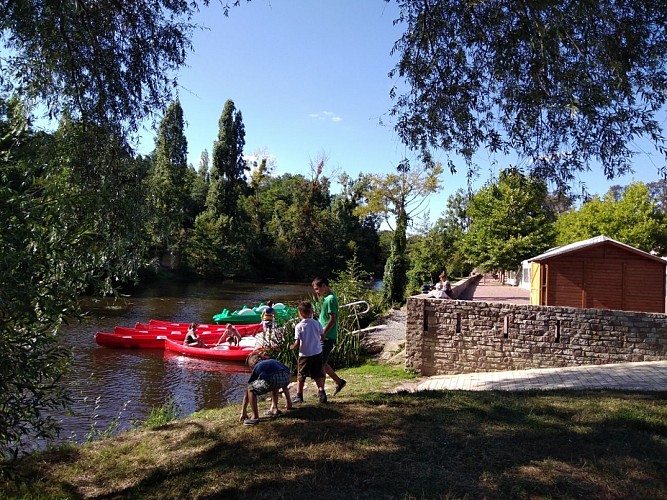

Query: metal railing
340 300 370 315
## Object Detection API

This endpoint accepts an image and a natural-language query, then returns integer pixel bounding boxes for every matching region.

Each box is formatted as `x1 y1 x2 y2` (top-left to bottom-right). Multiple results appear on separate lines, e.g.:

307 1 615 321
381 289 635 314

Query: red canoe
146 320 263 337
96 322 264 349
114 326 148 335
97 327 232 349
95 331 168 349
163 338 257 362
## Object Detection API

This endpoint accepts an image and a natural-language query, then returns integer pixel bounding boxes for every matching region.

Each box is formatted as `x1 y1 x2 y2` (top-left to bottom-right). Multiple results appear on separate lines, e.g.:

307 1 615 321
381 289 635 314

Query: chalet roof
528 235 667 265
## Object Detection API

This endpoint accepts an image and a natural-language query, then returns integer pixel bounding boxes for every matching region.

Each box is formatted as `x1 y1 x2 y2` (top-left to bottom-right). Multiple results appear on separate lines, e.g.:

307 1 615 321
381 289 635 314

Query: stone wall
450 274 482 299
405 295 667 376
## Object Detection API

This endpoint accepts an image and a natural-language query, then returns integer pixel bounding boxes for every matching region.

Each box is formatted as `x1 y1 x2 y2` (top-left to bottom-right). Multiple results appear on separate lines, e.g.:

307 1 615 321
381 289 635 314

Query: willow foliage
390 0 667 186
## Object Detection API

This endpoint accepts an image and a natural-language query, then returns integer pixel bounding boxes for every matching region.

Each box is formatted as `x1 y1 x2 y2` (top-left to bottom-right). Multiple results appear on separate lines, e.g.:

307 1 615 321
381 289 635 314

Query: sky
137 0 666 222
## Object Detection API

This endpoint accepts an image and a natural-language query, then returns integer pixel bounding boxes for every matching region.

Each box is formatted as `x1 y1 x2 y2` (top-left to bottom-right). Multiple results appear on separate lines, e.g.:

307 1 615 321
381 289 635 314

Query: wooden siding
585 260 623 310
535 242 666 313
547 259 583 308
624 261 665 313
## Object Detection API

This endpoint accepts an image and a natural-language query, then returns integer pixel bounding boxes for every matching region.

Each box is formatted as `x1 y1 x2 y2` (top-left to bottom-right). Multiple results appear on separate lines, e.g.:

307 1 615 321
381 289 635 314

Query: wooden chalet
528 235 667 313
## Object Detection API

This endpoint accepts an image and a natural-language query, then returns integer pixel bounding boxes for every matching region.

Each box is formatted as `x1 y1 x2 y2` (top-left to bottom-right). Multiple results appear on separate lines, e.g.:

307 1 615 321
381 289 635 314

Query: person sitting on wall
429 271 453 299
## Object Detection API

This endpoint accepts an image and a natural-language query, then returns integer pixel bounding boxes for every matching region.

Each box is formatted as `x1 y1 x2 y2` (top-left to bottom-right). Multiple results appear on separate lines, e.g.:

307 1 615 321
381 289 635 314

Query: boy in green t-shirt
312 277 347 396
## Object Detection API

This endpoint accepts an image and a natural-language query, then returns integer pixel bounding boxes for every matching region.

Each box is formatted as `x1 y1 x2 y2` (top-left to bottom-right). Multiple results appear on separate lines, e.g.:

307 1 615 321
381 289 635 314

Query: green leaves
146 101 189 258
1 102 146 456
555 181 667 253
1 0 198 131
208 100 247 219
462 169 556 272
390 0 667 186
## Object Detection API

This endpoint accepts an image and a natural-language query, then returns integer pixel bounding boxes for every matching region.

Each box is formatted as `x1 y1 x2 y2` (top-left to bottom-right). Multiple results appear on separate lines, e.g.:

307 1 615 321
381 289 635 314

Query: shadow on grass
6 390 667 499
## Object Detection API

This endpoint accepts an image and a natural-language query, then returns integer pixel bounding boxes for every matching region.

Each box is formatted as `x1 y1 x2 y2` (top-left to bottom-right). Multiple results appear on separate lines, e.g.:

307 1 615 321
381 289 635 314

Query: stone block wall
405 296 667 376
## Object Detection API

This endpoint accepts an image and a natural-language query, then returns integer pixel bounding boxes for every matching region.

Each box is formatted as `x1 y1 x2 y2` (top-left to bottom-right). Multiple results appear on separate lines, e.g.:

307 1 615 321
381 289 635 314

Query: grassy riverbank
3 363 667 499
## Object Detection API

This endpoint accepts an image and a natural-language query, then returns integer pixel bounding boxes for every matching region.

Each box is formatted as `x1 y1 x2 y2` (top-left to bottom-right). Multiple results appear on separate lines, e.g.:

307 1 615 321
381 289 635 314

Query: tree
389 1 667 187
406 217 439 293
0 1 202 131
0 2 207 453
407 188 474 292
260 159 338 279
555 182 667 253
647 178 667 215
245 149 276 236
0 0 256 455
183 211 251 278
185 150 211 228
207 100 248 219
1 101 146 456
146 101 189 261
187 100 252 278
333 174 383 278
356 160 443 304
462 169 556 273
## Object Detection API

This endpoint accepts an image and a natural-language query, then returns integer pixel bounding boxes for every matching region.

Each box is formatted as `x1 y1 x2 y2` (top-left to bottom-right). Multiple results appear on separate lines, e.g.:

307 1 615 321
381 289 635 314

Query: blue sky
138 0 665 222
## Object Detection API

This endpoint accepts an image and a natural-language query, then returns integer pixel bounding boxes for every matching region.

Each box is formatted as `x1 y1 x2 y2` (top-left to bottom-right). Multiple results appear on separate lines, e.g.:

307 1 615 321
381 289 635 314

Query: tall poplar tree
207 99 247 218
187 100 250 278
146 101 189 261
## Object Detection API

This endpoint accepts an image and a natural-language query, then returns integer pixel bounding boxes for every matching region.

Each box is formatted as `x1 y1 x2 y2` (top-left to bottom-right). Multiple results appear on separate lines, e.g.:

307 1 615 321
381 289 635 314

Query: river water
47 281 312 448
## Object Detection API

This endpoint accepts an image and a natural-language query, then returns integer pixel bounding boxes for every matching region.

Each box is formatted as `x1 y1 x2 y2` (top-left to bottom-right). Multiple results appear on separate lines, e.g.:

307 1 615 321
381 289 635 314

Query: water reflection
48 281 312 449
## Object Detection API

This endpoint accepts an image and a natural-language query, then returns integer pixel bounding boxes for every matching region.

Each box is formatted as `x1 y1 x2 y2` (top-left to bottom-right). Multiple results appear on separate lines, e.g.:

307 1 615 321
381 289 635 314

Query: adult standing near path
312 277 347 396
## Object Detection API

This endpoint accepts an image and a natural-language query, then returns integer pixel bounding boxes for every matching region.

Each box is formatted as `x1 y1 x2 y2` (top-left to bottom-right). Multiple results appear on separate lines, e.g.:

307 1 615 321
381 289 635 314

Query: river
46 281 313 449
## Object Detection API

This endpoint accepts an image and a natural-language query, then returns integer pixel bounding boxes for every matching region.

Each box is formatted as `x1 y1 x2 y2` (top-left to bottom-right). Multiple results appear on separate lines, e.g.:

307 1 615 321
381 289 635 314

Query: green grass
2 363 666 499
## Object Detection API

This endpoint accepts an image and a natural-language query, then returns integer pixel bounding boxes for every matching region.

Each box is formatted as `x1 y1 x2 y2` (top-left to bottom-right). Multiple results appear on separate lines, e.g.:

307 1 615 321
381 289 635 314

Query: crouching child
240 354 293 425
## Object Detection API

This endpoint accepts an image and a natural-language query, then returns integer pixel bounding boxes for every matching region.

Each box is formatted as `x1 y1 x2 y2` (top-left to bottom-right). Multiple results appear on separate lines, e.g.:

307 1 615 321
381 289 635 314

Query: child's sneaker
318 390 328 404
292 393 304 403
333 379 347 396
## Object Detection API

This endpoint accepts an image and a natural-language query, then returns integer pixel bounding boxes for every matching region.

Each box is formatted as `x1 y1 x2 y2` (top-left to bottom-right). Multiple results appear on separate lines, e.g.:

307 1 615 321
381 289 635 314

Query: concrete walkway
457 275 530 304
411 361 667 392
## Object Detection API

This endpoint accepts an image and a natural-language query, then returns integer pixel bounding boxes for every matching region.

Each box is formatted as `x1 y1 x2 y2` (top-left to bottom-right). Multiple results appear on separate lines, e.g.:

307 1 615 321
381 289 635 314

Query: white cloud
308 111 343 123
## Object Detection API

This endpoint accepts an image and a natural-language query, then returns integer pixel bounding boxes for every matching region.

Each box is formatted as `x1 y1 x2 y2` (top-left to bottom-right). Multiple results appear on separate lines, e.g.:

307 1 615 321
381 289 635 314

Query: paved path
411 361 667 392
458 275 530 304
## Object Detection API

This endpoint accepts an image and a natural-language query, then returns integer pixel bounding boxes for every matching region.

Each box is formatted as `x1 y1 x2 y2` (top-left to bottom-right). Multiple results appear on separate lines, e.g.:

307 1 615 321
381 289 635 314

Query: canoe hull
95 331 167 349
146 320 263 336
164 338 256 362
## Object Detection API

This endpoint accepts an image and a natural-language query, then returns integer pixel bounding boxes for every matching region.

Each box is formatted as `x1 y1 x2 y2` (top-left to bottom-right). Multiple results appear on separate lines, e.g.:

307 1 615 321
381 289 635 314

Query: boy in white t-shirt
290 301 327 403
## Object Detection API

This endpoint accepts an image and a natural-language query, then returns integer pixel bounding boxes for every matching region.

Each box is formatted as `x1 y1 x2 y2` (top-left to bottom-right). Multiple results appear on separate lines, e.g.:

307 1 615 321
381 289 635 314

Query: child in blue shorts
240 354 293 425
290 301 327 404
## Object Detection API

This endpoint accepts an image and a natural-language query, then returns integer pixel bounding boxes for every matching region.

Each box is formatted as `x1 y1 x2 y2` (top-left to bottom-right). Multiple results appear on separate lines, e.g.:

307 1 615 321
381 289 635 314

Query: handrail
340 300 370 315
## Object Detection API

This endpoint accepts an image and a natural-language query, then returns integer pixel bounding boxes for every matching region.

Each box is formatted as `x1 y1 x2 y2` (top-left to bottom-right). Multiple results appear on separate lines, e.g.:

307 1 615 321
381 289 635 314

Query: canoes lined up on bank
212 302 298 325
94 317 277 362
140 320 263 337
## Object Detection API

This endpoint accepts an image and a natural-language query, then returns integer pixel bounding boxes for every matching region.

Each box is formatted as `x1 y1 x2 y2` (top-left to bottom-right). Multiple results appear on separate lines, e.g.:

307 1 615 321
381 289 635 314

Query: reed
267 257 383 372
136 399 182 429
